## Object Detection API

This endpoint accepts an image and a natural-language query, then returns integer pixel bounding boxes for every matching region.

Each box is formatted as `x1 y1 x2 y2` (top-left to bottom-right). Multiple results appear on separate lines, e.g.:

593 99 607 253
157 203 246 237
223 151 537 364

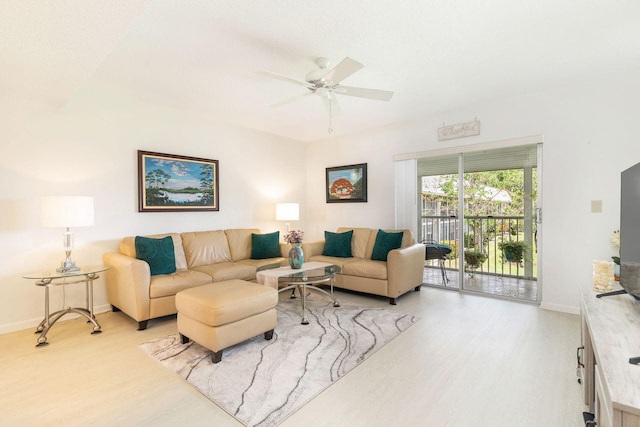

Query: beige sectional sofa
103 229 286 330
303 227 426 304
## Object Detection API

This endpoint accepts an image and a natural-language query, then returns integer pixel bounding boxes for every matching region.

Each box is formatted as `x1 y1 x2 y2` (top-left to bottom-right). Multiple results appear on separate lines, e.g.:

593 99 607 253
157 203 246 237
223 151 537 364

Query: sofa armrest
103 252 151 323
302 240 325 258
386 243 426 297
279 243 290 257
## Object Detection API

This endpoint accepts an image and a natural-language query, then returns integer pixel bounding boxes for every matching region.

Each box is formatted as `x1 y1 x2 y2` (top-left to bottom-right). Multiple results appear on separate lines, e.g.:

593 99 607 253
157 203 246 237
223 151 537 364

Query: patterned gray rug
139 293 418 427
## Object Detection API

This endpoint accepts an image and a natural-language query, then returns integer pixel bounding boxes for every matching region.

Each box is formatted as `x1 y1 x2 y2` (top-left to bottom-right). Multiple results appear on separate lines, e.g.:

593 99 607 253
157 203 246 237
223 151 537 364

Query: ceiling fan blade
258 70 313 89
322 57 363 84
336 85 394 101
269 92 313 108
322 94 343 116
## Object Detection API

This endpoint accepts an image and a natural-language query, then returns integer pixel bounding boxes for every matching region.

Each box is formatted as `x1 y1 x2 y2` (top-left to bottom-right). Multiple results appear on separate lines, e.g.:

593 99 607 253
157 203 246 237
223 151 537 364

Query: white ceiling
3 0 640 142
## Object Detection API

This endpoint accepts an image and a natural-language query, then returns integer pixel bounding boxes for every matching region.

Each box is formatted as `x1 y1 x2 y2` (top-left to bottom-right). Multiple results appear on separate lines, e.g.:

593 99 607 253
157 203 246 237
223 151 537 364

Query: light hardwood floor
0 287 583 427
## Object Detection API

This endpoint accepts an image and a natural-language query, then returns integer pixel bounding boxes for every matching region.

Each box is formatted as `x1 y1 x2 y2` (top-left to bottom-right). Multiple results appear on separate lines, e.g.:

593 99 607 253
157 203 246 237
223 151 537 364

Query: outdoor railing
421 215 537 280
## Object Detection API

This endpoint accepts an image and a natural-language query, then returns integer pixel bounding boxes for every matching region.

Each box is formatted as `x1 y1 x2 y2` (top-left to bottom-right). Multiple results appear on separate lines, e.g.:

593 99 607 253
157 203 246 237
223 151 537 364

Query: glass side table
23 265 109 346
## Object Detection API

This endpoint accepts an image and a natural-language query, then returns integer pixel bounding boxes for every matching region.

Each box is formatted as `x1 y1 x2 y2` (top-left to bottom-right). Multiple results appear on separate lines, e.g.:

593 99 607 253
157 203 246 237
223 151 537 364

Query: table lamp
41 196 94 273
275 203 299 232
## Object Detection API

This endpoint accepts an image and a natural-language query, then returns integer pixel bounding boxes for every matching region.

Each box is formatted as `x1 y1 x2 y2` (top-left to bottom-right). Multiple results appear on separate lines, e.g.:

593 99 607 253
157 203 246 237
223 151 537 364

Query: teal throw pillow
251 231 281 259
322 230 353 258
371 229 404 261
135 236 177 276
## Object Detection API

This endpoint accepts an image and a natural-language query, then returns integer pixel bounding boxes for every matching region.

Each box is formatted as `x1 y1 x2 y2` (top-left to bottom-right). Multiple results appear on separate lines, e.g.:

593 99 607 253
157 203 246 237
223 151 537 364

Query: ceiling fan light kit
260 56 394 133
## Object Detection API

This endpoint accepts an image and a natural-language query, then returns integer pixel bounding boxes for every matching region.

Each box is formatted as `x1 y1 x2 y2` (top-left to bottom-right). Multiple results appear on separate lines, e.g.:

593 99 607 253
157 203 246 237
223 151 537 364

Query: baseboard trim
0 303 113 335
540 301 579 315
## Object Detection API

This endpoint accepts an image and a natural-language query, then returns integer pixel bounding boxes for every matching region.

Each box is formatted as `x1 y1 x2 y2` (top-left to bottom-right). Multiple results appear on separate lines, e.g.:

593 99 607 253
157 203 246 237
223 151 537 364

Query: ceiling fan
259 57 393 132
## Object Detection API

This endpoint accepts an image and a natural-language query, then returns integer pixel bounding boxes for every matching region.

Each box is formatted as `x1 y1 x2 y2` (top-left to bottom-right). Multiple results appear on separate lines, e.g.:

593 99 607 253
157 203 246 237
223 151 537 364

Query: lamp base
57 265 80 273
57 259 80 273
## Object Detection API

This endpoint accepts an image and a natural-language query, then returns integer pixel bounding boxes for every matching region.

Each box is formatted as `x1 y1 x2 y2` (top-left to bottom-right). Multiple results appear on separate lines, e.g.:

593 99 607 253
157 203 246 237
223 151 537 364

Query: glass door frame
395 136 543 305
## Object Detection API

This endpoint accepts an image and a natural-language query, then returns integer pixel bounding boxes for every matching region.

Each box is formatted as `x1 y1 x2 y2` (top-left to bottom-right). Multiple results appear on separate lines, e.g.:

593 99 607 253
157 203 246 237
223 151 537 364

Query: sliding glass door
416 144 540 303
419 154 460 289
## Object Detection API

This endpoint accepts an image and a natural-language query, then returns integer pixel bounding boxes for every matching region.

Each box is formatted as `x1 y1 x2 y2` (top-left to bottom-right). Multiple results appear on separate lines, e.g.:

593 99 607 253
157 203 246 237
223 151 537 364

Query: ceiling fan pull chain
328 97 333 134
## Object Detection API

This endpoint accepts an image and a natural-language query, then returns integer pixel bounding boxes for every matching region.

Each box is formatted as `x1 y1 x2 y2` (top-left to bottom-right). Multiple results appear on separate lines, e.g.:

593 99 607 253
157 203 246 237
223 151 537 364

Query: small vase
614 263 621 281
288 243 304 269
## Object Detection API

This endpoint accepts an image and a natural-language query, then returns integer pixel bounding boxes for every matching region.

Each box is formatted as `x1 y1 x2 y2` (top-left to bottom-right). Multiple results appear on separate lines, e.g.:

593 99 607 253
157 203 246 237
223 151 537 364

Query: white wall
2 67 638 333
305 67 640 314
0 85 307 333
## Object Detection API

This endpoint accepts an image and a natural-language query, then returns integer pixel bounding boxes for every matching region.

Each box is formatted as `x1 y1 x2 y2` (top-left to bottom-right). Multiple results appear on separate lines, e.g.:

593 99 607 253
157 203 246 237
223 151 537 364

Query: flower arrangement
283 230 304 244
611 229 620 265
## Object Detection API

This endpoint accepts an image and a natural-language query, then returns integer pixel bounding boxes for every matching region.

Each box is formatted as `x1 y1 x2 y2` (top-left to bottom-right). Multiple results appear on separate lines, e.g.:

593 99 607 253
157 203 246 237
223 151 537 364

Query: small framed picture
326 163 367 203
138 150 219 212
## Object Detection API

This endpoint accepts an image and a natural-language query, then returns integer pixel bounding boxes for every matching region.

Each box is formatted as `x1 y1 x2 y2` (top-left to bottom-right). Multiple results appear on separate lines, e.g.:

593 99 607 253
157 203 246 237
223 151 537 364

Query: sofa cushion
120 233 188 270
251 231 281 259
371 229 404 261
322 230 353 257
337 227 371 259
237 258 285 270
341 258 388 280
149 270 213 298
182 230 232 268
225 228 261 261
134 236 177 276
307 255 358 269
192 262 257 282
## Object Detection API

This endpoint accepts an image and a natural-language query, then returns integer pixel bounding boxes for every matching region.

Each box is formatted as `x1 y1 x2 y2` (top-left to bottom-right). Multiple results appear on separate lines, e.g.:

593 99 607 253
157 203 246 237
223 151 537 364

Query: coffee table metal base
278 277 340 325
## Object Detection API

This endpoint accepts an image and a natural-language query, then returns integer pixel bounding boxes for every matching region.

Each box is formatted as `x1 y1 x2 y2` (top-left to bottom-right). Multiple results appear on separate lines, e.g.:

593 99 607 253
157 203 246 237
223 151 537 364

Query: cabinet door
620 412 640 427
595 365 613 427
581 314 595 409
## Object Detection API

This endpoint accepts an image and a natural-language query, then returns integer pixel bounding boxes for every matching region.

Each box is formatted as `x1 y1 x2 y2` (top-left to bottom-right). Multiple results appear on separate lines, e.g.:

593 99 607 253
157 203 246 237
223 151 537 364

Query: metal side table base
24 266 108 347
35 307 102 346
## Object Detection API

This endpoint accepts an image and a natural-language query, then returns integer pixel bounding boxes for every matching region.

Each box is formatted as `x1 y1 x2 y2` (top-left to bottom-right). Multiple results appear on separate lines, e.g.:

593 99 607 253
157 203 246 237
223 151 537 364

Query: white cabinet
580 287 640 426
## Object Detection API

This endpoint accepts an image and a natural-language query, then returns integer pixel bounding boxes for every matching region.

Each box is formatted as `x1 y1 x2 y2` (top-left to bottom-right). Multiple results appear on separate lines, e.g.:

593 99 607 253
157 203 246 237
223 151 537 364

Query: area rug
139 293 418 427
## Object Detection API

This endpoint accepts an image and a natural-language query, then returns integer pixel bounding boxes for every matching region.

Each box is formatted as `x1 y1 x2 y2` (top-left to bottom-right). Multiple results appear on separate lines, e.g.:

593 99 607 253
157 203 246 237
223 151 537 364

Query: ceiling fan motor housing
306 57 332 84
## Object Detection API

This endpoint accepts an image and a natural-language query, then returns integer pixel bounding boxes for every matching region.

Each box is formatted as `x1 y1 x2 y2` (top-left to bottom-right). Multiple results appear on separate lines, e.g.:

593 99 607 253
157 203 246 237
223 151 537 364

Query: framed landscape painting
326 163 367 203
138 150 219 212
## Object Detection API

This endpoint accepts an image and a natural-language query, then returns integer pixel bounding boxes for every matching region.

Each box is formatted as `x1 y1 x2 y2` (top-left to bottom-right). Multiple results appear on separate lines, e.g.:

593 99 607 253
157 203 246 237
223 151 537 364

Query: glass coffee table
258 263 341 325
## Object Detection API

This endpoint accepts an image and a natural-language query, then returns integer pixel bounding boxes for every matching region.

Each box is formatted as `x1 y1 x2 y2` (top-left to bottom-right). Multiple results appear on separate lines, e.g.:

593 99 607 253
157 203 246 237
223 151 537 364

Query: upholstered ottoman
175 279 278 363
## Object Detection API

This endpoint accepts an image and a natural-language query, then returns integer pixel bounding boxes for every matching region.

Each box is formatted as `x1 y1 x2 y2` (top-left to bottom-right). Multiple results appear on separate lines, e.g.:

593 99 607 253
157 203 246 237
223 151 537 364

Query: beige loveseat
303 227 426 304
103 229 286 330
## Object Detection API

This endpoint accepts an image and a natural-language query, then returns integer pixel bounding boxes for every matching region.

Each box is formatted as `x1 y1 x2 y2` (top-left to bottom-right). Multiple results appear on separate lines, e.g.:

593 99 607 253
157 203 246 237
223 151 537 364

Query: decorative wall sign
326 163 367 203
138 150 219 212
438 119 481 141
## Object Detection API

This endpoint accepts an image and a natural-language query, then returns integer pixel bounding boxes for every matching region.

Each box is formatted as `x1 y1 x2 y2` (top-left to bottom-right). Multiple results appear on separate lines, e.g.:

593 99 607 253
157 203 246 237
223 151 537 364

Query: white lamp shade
275 203 299 221
41 196 94 228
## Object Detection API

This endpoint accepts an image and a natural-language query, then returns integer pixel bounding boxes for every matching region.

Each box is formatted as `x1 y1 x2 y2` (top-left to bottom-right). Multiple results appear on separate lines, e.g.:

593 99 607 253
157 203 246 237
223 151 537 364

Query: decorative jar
289 243 304 269
593 259 614 292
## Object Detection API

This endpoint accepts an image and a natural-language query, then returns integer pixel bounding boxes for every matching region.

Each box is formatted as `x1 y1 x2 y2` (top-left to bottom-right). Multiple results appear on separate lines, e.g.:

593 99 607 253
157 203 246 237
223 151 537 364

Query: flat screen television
620 162 640 300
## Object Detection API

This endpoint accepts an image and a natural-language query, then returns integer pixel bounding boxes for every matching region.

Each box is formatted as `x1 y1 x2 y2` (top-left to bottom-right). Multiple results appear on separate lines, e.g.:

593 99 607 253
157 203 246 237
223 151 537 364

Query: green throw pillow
371 229 404 261
322 230 353 258
251 231 281 259
135 236 177 276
